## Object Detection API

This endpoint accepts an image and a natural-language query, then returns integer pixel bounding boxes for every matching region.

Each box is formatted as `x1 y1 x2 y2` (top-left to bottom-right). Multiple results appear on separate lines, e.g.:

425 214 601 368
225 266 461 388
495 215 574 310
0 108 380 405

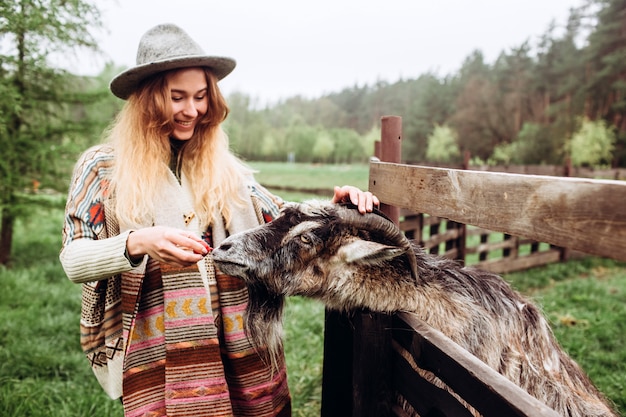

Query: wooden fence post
321 310 355 417
352 116 403 415
321 116 402 417
379 116 402 223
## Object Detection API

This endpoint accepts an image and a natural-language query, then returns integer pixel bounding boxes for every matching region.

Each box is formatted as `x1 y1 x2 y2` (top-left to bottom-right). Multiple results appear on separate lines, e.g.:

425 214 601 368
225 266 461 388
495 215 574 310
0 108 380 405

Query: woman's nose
182 99 198 117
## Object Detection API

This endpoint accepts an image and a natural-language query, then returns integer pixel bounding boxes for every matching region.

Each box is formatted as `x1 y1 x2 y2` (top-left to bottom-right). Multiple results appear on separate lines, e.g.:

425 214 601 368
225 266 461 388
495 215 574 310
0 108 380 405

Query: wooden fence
400 211 566 274
320 116 626 417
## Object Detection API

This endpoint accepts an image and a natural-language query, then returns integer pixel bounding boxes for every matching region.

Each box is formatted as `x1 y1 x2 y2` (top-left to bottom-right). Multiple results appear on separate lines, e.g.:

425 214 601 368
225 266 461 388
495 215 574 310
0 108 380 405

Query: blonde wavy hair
106 68 252 229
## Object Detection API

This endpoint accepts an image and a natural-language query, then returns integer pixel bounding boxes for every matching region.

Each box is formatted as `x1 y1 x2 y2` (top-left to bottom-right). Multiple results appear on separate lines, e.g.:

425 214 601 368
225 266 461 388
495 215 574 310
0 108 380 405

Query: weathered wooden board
392 347 476 417
369 162 626 262
393 313 561 417
473 249 562 274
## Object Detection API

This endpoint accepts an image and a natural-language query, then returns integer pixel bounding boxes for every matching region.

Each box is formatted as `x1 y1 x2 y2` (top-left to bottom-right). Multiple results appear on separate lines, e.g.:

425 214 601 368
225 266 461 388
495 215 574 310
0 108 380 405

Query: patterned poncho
61 144 291 417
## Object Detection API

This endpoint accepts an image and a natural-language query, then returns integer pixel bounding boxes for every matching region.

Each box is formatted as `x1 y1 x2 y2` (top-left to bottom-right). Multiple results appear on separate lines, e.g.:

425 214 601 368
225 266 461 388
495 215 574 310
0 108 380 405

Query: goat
211 201 617 417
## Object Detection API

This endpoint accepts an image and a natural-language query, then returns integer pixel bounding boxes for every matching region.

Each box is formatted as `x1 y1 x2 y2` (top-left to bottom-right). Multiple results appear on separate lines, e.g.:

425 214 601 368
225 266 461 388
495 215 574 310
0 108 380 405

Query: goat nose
217 242 232 252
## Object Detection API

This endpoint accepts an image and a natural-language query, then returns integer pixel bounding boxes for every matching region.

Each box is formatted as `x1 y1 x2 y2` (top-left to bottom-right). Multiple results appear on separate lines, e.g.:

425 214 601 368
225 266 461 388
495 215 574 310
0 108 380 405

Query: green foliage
0 0 108 264
566 118 616 167
585 0 626 127
283 297 325 415
330 128 364 163
225 98 374 164
311 132 335 163
361 125 382 157
0 202 124 416
490 123 555 165
426 124 460 163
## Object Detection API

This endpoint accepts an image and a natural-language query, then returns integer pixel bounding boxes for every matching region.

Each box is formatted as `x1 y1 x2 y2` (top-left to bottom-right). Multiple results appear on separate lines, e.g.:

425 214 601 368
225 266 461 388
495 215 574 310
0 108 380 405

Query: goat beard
244 282 286 372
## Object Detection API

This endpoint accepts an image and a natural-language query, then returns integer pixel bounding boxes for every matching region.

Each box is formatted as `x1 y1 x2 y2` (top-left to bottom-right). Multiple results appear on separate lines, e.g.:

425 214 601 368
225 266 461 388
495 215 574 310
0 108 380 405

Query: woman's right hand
126 226 211 268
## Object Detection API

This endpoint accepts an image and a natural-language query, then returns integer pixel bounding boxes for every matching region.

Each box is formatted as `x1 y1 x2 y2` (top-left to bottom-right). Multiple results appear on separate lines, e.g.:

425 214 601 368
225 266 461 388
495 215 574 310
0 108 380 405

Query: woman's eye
195 95 206 101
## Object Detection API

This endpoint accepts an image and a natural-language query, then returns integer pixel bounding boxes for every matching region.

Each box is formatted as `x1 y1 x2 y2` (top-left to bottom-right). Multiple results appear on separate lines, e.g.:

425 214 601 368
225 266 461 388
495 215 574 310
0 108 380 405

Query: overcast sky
72 0 584 105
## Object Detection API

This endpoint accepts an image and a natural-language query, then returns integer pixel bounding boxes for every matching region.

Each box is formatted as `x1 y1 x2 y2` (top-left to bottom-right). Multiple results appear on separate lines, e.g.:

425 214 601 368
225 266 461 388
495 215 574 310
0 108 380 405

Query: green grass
248 161 370 194
1 165 625 416
283 297 325 416
0 200 124 417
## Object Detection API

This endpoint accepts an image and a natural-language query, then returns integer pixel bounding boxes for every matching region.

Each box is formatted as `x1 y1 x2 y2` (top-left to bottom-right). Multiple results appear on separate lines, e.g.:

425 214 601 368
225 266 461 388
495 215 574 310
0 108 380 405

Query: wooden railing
320 116 626 416
369 160 626 263
401 212 565 274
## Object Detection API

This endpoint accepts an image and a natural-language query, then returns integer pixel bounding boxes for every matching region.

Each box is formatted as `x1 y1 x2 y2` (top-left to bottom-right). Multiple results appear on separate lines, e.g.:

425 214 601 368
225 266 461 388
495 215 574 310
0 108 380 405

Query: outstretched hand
126 226 211 268
331 185 380 214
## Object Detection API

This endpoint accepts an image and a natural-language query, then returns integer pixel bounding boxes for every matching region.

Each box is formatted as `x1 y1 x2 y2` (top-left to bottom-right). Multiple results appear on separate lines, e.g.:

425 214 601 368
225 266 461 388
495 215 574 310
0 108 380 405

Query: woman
60 23 378 417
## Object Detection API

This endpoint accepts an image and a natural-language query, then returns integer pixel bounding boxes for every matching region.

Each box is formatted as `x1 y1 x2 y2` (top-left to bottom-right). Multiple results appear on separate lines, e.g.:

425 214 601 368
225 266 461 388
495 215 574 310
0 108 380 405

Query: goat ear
338 240 405 265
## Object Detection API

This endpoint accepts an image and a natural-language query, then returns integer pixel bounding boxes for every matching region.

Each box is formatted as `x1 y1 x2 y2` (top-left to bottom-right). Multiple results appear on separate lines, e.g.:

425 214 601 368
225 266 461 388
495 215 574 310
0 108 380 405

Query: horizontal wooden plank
469 238 519 254
369 162 626 262
399 218 421 232
467 227 498 236
422 228 462 249
434 248 461 259
393 313 561 417
472 249 562 274
392 346 475 417
423 216 445 227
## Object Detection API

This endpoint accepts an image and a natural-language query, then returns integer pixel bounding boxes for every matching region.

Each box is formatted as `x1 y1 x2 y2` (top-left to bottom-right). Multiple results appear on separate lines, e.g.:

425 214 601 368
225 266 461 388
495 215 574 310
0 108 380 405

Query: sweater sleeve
59 145 144 284
60 229 143 283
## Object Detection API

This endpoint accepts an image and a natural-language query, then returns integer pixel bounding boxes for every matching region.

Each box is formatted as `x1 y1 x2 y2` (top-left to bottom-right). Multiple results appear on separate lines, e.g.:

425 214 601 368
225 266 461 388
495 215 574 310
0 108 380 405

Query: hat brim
110 55 236 100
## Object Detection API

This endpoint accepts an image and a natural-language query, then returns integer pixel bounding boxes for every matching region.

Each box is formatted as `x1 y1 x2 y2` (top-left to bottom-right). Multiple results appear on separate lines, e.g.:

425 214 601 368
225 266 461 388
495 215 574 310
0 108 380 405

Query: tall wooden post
379 116 402 223
354 116 403 415
321 116 402 417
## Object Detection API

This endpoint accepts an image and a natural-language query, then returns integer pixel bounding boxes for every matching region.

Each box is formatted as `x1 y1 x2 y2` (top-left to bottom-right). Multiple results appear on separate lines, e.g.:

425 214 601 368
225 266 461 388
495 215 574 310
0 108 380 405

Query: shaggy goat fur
212 201 617 417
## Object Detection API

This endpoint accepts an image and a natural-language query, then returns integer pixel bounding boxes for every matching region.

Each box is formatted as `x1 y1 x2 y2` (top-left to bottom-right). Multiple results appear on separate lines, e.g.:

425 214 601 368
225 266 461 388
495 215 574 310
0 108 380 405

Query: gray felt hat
110 23 236 100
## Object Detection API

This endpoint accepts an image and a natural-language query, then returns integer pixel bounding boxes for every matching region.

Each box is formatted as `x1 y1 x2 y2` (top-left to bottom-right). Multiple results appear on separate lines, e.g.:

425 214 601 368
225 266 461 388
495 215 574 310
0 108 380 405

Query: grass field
249 161 370 197
1 162 624 416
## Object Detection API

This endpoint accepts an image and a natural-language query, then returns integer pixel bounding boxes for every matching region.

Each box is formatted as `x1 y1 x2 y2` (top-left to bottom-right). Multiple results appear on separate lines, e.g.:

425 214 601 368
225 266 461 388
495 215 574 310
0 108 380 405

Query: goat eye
300 234 312 244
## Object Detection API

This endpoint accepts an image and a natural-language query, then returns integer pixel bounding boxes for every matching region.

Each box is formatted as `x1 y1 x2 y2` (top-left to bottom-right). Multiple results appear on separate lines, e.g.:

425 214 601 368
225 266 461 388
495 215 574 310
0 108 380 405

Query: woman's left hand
331 185 380 214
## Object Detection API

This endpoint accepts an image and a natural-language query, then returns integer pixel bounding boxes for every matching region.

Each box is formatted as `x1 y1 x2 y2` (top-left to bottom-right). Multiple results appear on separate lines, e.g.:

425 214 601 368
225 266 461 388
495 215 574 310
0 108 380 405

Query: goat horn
335 205 419 282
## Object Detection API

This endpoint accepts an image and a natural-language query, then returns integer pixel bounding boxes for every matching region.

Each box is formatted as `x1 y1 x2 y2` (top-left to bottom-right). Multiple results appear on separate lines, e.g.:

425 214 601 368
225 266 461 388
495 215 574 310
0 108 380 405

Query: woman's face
166 67 209 140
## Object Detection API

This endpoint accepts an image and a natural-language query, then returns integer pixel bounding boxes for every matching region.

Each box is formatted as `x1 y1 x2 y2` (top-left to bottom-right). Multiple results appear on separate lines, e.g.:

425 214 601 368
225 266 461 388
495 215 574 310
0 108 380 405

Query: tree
224 92 272 160
426 124 460 163
361 124 381 158
331 128 367 164
0 0 102 265
533 11 587 161
489 123 554 165
283 115 319 163
584 0 626 164
403 74 457 162
312 133 335 163
566 117 616 166
452 73 500 159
